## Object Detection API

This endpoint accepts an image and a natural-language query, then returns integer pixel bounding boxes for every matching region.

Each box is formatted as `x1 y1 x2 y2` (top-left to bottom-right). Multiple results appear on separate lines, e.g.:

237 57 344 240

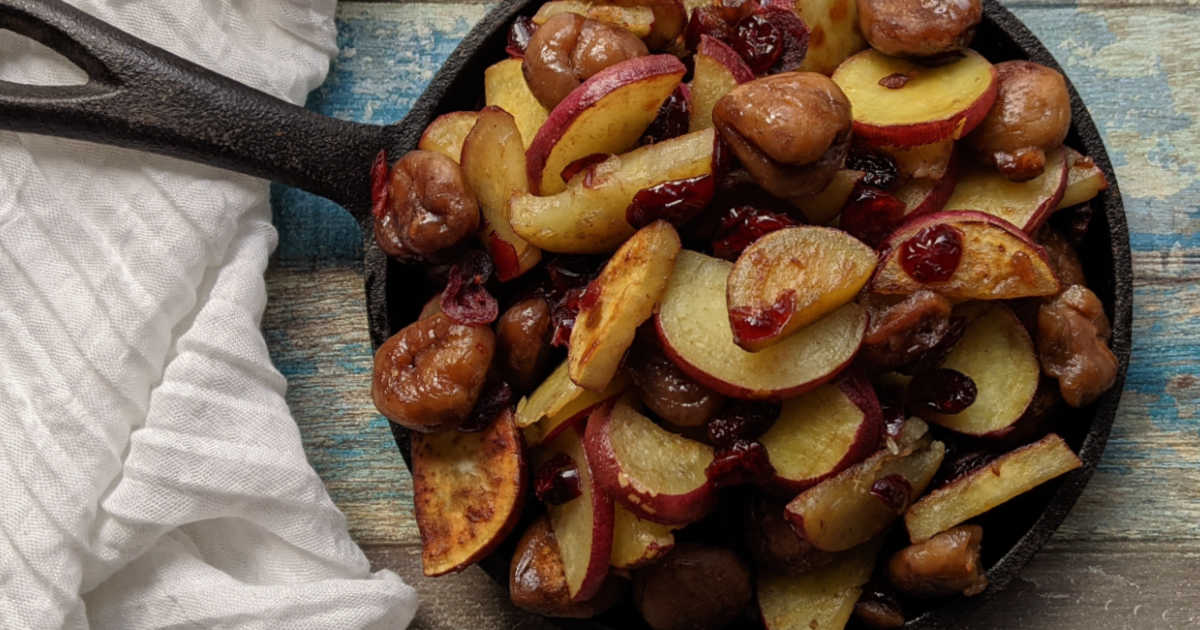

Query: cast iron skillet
0 0 1131 627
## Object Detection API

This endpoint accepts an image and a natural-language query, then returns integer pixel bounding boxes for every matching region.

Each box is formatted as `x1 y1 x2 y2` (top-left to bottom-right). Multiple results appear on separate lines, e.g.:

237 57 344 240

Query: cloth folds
0 1 417 628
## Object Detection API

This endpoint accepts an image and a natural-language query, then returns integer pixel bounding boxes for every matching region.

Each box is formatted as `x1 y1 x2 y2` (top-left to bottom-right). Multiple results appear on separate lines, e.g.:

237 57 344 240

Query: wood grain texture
261 1 1200 628
263 264 419 545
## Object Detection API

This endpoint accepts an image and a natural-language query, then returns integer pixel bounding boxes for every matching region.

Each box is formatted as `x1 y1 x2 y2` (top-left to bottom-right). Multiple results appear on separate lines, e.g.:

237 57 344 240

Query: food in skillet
369 0 1118 627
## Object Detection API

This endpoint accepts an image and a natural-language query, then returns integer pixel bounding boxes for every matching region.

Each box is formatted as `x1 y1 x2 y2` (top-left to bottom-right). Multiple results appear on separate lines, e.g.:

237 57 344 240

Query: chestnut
712 72 852 200
858 0 982 58
634 544 752 630
968 60 1072 181
374 150 479 262
371 313 495 433
522 13 648 110
495 296 553 392
887 524 988 598
1037 284 1118 408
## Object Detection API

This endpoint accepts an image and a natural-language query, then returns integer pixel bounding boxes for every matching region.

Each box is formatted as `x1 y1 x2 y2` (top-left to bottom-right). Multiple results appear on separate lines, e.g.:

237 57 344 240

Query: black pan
0 1 1132 628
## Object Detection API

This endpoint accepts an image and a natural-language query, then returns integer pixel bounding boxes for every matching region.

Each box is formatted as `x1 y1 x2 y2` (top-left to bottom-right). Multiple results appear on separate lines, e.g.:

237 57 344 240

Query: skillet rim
365 2 1134 627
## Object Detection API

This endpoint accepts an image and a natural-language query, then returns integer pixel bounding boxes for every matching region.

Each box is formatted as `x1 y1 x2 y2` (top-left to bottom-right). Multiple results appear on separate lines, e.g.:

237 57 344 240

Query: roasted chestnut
374 150 479 262
712 72 852 200
968 60 1072 181
522 13 648 109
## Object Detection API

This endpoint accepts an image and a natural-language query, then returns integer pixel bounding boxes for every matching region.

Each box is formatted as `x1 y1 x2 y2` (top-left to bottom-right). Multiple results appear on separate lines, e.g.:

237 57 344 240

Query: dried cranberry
459 379 513 433
1050 203 1093 248
937 450 997 487
487 233 521 283
899 224 964 283
711 205 796 260
706 400 781 447
839 185 906 249
870 474 913 512
627 175 716 228
549 285 586 347
370 149 389 219
506 16 536 58
900 315 968 375
686 6 735 50
878 72 910 89
534 453 582 505
578 278 602 311
543 255 599 296
732 14 782 74
758 7 808 73
909 368 978 414
706 439 775 487
441 250 499 325
729 291 796 346
640 85 691 146
846 151 899 190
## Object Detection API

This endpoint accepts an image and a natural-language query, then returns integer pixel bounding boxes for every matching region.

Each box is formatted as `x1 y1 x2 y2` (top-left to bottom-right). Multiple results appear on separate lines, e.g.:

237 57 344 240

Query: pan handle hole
0 29 88 86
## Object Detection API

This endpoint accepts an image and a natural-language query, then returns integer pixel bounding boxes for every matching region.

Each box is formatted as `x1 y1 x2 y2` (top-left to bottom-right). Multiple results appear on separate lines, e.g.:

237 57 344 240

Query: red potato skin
855 64 999 148
583 400 718 525
558 422 618 602
872 210 1060 300
574 481 615 601
526 54 687 194
768 370 885 494
1018 150 1070 232
697 35 755 83
538 399 610 447
903 154 961 218
653 312 865 400
881 209 1045 252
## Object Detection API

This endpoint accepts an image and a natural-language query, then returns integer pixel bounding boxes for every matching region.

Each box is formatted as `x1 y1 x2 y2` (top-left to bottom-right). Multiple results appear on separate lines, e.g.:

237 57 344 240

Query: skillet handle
0 0 397 216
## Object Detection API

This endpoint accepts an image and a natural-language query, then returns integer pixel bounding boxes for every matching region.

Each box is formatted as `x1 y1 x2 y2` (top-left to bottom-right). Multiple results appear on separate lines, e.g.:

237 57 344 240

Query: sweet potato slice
585 398 717 525
460 106 541 281
412 409 526 576
1057 147 1109 210
785 440 946 552
517 360 631 446
484 58 549 150
510 515 624 618
758 540 882 630
540 426 616 601
905 433 1082 542
417 111 479 163
872 210 1061 300
611 504 675 569
569 221 682 390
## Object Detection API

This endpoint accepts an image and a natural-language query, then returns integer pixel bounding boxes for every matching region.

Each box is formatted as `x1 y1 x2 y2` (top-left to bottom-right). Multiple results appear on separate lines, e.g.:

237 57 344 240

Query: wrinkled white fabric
0 2 417 628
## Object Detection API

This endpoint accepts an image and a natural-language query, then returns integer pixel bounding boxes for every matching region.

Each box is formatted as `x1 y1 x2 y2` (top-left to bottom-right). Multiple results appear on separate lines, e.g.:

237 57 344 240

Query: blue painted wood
270 3 490 265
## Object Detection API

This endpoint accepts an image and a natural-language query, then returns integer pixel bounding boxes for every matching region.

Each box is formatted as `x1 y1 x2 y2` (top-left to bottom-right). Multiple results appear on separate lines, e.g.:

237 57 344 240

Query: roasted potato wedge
412 409 526 576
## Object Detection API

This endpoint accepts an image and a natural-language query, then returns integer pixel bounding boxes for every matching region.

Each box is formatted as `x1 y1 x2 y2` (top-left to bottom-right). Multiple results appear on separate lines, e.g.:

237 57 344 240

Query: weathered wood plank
263 263 419 545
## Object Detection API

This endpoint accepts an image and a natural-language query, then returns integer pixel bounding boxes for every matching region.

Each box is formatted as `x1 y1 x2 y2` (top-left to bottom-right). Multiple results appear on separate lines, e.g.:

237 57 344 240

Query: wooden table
262 2 1200 628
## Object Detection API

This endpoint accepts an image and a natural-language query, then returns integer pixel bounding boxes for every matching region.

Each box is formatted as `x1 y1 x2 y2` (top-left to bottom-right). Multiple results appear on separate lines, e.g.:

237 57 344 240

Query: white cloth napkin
0 1 418 628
